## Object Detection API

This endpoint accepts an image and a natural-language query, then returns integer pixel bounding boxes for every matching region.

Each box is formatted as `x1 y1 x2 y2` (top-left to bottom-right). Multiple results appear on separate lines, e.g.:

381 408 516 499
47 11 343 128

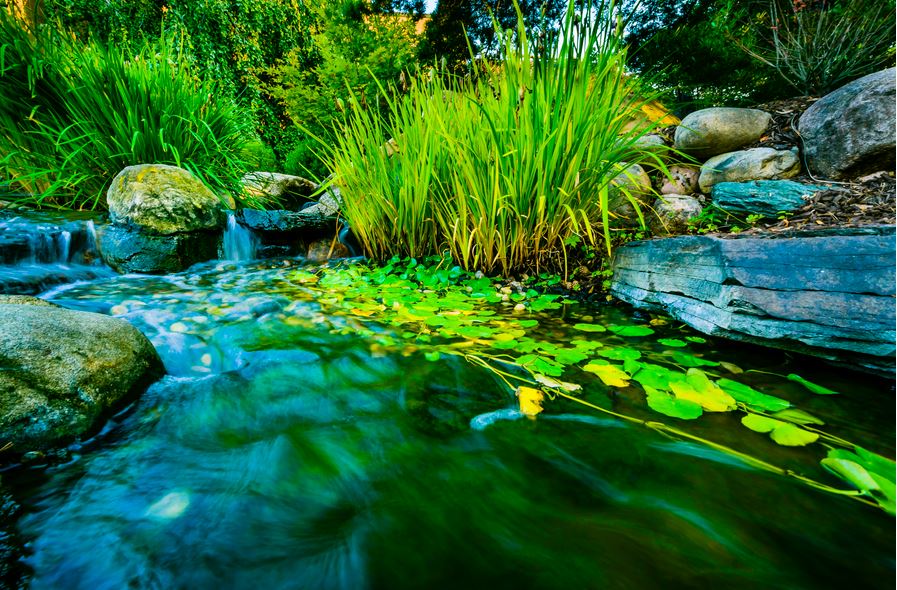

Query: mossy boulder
0 299 163 453
107 164 225 235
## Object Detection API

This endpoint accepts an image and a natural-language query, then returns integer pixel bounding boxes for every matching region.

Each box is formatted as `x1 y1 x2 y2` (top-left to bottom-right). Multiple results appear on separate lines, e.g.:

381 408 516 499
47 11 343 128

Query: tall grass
321 1 670 275
0 8 262 209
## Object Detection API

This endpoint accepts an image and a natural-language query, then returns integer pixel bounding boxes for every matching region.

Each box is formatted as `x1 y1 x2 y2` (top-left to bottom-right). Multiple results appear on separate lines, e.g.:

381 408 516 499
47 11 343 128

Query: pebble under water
1 254 894 589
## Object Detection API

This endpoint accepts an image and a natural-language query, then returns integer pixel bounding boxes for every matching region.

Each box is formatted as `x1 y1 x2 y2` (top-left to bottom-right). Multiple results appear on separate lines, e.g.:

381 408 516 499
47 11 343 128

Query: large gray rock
98 225 218 274
107 164 225 235
711 180 838 217
241 172 318 211
610 226 896 374
699 148 800 192
0 299 163 452
799 68 896 179
674 108 772 159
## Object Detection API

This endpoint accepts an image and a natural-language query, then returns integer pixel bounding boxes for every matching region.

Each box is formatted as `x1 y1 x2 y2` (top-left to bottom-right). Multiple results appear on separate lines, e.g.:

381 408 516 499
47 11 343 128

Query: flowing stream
0 212 894 589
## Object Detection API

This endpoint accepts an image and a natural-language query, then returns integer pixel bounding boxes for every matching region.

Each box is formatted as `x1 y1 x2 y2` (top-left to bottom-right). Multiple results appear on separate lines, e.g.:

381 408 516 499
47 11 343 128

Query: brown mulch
746 96 820 151
736 171 896 234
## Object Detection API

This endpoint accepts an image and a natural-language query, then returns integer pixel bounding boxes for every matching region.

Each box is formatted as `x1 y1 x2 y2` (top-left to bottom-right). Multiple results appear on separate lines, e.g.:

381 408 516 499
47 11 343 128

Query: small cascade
57 230 72 264
0 212 112 295
222 213 258 262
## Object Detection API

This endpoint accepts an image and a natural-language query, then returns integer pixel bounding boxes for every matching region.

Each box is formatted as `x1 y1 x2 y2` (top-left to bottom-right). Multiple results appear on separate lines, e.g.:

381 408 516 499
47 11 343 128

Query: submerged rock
0 299 163 452
699 148 800 192
674 108 771 159
610 226 896 375
235 209 336 234
799 68 896 179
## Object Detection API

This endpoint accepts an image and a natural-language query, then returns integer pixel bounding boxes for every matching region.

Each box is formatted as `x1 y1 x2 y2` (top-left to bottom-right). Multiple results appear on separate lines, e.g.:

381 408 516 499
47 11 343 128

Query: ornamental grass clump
0 9 261 209
322 1 671 276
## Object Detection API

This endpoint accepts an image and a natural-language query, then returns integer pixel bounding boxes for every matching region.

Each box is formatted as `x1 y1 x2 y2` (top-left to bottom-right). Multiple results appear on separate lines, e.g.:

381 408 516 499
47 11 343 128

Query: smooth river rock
799 68 896 179
674 108 771 159
608 163 653 225
711 180 838 217
0 298 163 452
699 148 800 192
609 226 896 375
107 164 225 234
649 194 703 235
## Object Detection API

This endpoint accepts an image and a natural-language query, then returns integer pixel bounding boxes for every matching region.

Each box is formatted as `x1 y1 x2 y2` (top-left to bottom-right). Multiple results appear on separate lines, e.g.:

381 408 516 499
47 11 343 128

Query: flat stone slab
711 180 839 217
609 226 896 374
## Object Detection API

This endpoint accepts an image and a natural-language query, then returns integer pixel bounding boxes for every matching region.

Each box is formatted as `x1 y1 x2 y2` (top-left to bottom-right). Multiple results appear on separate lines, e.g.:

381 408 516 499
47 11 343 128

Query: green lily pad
573 323 607 333
583 363 630 387
771 408 825 426
742 414 819 446
670 352 720 368
607 325 655 337
716 378 791 412
657 338 687 348
596 348 642 361
787 374 839 395
645 387 703 420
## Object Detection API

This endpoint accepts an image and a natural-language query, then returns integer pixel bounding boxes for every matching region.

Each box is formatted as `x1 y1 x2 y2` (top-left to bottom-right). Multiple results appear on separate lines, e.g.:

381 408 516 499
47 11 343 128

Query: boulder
649 194 703 235
660 165 700 195
106 164 225 235
299 186 342 217
608 163 653 225
98 225 218 274
0 300 163 452
799 68 896 179
699 148 800 192
610 226 896 375
235 209 336 234
711 180 838 217
674 108 771 159
241 172 318 211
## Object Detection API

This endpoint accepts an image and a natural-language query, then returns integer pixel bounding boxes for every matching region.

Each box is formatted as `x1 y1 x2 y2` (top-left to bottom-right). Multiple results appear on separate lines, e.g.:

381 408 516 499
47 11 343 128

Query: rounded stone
649 194 703 234
607 163 653 226
107 164 225 235
799 68 896 179
0 303 163 452
241 172 318 211
674 108 772 159
699 148 800 193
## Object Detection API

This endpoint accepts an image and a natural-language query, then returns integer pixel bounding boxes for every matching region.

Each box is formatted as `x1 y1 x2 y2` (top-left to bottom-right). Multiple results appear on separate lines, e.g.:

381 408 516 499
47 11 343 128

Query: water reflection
4 257 893 589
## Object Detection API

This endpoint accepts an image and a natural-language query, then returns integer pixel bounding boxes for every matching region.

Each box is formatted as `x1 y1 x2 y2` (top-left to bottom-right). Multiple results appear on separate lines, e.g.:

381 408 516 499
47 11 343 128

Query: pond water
0 214 894 589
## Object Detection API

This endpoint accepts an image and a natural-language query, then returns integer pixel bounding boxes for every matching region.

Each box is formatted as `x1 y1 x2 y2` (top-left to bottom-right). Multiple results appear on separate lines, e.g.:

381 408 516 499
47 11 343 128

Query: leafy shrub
624 0 785 109
0 10 261 209
320 1 670 275
41 0 320 166
269 2 420 179
722 0 896 95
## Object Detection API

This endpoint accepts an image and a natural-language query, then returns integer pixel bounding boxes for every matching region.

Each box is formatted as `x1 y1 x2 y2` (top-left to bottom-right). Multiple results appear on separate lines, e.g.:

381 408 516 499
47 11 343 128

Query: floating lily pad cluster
276 257 895 515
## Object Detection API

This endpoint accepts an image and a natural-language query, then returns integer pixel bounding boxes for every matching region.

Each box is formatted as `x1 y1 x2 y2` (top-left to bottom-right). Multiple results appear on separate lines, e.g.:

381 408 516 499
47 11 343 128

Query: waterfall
56 230 72 264
222 214 257 262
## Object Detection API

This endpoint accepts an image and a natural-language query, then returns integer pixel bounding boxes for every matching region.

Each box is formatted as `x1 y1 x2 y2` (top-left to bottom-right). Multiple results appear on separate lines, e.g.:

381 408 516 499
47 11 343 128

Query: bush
41 0 320 167
722 0 896 95
320 1 670 275
0 9 261 209
269 1 420 179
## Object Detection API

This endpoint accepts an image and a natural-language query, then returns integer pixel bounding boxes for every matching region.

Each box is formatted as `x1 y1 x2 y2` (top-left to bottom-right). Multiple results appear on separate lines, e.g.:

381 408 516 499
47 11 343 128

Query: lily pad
645 387 703 420
741 414 819 446
607 325 655 337
583 363 630 387
573 323 607 333
657 338 687 348
717 378 790 412
787 374 839 395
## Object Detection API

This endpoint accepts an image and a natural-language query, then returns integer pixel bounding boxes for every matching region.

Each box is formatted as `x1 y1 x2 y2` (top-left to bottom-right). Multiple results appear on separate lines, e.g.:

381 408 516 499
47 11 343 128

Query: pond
0 213 894 589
